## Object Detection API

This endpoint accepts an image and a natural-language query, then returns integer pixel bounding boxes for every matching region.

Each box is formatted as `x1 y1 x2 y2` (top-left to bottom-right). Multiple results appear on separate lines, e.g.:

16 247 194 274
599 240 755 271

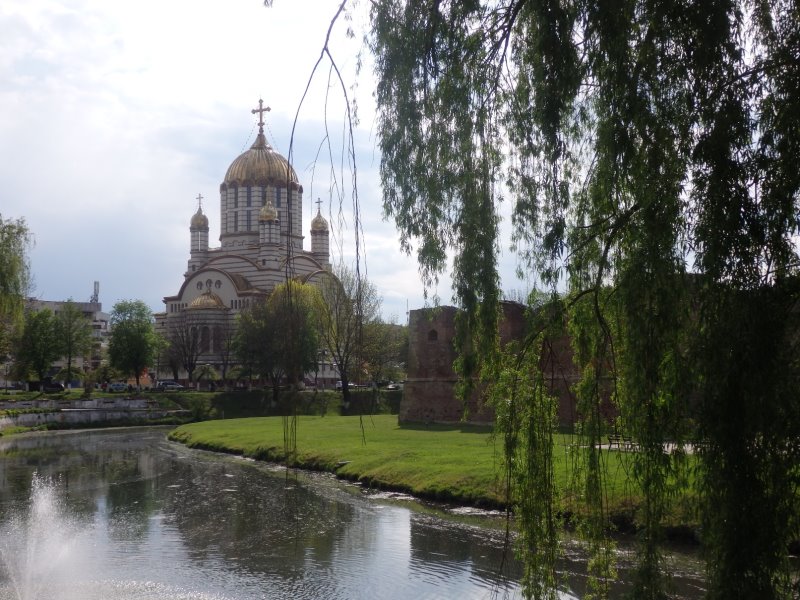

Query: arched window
427 329 438 342
213 326 222 353
200 327 210 353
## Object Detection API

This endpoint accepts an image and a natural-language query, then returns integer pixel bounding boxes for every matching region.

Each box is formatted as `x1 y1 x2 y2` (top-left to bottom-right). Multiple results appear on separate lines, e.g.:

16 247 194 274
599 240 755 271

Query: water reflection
0 428 526 599
0 428 704 599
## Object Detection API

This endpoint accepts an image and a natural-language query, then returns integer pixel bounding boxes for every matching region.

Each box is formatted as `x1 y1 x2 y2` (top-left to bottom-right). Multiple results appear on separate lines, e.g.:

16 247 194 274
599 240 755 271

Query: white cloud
1 0 526 319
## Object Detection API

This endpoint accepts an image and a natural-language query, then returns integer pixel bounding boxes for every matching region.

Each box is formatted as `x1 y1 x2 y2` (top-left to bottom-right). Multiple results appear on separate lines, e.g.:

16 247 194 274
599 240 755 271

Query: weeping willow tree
0 214 32 356
369 1 799 598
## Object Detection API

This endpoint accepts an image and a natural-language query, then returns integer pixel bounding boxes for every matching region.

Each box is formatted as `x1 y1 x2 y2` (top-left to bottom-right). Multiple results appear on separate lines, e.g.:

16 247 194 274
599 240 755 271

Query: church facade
154 102 336 386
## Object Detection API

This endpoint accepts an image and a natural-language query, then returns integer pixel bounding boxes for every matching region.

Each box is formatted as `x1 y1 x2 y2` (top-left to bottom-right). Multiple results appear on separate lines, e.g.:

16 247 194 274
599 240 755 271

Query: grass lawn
168 415 673 523
170 415 507 506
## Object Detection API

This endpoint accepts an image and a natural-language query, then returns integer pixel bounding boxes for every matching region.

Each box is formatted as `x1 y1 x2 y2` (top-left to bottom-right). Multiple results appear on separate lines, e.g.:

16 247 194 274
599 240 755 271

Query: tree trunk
341 376 351 409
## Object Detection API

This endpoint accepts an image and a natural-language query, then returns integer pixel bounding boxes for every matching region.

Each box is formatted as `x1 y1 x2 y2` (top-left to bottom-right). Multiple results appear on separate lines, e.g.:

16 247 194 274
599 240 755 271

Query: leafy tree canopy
0 215 32 354
54 299 93 384
165 310 203 383
108 300 158 388
369 1 799 598
15 309 60 383
234 281 320 399
315 264 381 402
362 318 407 384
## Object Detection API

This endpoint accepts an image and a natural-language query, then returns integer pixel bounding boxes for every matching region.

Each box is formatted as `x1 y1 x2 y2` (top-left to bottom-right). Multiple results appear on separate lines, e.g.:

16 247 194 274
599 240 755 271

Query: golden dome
188 291 226 310
190 206 208 228
223 133 298 187
310 208 329 232
259 198 278 222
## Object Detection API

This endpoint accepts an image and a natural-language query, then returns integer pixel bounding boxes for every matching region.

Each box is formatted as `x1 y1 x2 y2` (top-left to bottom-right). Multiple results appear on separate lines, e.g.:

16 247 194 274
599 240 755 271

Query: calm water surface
0 427 705 599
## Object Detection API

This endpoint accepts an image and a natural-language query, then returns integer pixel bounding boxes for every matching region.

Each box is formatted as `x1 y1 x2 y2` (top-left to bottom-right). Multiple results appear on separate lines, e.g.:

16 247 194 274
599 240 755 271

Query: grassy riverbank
168 415 685 531
169 415 507 506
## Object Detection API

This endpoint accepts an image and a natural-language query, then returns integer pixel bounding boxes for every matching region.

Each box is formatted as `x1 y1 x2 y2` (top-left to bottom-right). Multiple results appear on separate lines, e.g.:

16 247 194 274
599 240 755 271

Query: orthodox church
154 101 334 383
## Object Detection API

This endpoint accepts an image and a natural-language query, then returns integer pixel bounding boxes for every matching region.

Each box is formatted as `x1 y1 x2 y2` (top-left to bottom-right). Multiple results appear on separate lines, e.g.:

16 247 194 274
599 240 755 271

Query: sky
1 0 524 321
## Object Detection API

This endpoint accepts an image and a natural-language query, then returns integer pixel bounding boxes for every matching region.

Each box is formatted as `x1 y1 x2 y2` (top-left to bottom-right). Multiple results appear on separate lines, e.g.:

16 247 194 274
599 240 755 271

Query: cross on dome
190 193 209 229
311 198 329 233
251 99 271 135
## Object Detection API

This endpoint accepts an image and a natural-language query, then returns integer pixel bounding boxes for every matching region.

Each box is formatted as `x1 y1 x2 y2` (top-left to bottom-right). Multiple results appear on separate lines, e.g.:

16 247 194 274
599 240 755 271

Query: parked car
43 381 65 393
108 383 127 393
157 381 185 392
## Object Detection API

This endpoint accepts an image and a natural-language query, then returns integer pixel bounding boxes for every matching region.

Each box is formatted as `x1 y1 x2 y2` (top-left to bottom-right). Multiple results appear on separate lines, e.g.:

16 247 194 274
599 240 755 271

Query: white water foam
0 475 238 600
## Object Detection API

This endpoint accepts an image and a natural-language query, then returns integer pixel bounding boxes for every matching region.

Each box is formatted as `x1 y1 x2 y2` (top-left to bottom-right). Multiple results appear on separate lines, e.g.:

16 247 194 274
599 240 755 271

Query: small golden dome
311 208 329 232
188 291 226 310
191 206 208 229
259 198 278 222
224 133 298 186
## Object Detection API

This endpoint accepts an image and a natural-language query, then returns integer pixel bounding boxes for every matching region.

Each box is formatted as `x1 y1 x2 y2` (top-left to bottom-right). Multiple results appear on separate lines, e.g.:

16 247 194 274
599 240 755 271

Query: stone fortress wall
401 302 586 426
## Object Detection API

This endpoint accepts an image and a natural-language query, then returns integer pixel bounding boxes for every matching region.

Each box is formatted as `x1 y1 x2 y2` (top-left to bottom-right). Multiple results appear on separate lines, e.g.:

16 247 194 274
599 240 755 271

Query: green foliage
369 0 800 597
15 309 60 381
339 388 401 416
54 299 93 384
490 339 560 600
361 318 407 384
166 390 342 420
164 310 202 382
108 300 159 387
170 415 507 506
185 395 211 421
195 363 219 384
269 280 321 383
0 214 32 355
94 363 125 385
234 281 320 393
696 283 800 599
315 264 382 403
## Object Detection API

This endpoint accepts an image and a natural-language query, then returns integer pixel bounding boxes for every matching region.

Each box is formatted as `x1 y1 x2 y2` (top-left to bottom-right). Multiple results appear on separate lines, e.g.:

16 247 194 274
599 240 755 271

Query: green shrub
341 389 402 416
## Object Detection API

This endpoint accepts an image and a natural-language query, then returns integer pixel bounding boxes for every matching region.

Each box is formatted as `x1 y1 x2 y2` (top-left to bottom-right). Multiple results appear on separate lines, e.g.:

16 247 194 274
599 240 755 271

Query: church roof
190 206 208 229
310 207 329 232
259 198 279 222
223 133 298 187
228 272 253 291
188 291 227 310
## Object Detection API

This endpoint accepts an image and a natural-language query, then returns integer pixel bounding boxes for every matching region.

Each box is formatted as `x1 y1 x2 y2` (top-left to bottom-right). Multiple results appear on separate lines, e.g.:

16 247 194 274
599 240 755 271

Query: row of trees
151 267 406 402
78 266 404 399
2 262 406 397
13 300 94 385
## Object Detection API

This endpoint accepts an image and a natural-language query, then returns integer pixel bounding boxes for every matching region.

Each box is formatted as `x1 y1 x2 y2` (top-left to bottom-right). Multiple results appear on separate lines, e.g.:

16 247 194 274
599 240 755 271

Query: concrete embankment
0 397 188 430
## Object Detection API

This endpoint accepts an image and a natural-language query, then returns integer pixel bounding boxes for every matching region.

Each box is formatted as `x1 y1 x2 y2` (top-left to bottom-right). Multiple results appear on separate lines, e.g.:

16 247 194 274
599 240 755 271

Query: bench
622 436 638 451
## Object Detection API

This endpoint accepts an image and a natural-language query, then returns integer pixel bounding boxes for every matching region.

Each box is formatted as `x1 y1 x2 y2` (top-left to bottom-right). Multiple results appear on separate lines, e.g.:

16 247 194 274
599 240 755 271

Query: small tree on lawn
15 309 60 386
166 310 202 383
54 299 93 386
316 264 381 406
108 300 158 389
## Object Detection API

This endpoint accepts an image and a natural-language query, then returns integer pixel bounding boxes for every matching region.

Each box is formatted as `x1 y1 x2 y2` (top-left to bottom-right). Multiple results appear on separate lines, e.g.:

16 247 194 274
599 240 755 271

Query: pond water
0 427 706 599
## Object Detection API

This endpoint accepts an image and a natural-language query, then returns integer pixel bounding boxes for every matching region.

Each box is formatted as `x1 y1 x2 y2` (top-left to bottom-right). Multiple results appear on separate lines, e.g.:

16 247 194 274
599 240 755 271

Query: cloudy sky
1 0 523 321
